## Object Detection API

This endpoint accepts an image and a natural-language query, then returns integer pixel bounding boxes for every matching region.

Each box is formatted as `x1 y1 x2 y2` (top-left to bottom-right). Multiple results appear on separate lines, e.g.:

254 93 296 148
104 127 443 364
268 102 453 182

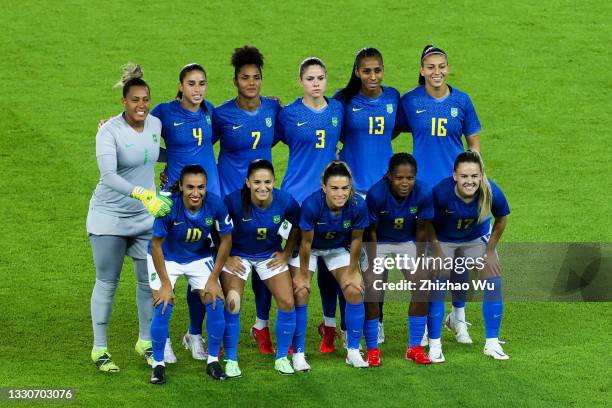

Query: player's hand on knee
292 275 311 296
204 278 225 308
154 282 175 314
482 250 502 278
225 256 246 275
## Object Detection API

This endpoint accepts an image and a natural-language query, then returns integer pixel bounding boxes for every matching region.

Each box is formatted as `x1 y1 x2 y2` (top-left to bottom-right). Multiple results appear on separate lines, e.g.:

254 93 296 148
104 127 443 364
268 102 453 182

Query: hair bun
113 63 144 89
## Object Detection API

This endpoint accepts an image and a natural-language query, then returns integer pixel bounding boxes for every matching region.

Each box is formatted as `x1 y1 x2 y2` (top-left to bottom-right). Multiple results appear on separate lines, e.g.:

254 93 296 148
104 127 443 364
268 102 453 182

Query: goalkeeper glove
131 186 172 217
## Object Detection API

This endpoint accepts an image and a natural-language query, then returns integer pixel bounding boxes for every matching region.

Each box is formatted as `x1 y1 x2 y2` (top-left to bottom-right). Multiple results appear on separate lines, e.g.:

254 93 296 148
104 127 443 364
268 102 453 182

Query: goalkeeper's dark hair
453 150 491 224
176 63 209 113
231 45 264 79
241 159 275 217
170 164 208 193
388 152 417 175
336 47 383 103
419 45 448 85
299 57 327 78
114 63 149 97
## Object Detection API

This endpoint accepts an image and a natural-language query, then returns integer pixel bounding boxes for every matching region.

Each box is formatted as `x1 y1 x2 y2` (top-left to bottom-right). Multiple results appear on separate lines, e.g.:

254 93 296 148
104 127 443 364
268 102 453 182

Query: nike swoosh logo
445 210 455 214
416 110 426 114
297 122 307 127
173 122 184 126
493 314 502 318
233 125 243 130
242 218 252 222
124 144 134 148
173 222 184 226
352 107 363 112
380 210 389 214
316 222 326 225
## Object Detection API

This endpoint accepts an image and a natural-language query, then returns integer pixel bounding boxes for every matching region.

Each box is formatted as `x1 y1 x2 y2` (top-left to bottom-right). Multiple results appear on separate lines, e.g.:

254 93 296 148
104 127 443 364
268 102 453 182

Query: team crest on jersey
150 272 157 282
332 117 338 127
386 104 393 114
266 117 272 127
450 108 458 118
152 134 158 143
410 207 418 214
273 215 281 224
205 218 213 226
343 220 351 228
206 116 211 125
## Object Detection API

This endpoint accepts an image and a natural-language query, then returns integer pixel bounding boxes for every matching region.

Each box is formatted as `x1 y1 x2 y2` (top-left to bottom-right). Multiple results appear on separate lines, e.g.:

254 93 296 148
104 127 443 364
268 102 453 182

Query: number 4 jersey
432 177 509 242
149 192 233 263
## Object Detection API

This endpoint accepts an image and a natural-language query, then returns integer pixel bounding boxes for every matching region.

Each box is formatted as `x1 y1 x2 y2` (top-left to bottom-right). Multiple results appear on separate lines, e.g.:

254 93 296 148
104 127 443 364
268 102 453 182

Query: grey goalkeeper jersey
87 113 162 236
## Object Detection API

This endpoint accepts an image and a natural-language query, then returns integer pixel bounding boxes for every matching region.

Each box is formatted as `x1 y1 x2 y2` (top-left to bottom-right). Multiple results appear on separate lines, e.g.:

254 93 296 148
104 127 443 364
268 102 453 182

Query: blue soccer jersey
366 178 434 243
277 97 344 204
151 100 220 196
225 189 300 259
432 177 509 242
333 86 400 192
149 192 233 263
398 86 481 187
213 97 281 197
300 190 369 250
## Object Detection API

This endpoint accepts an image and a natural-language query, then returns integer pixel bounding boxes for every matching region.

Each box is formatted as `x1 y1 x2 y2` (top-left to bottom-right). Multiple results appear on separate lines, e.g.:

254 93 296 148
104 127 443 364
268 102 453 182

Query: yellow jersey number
431 118 447 137
315 130 325 148
456 218 474 230
393 218 404 230
251 131 261 149
257 228 267 240
324 232 336 240
369 117 384 135
192 128 203 146
185 228 202 242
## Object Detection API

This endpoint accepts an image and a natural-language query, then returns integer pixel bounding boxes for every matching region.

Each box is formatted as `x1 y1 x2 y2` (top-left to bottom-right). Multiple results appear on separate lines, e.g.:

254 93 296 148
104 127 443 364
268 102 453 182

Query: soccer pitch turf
1 1 610 407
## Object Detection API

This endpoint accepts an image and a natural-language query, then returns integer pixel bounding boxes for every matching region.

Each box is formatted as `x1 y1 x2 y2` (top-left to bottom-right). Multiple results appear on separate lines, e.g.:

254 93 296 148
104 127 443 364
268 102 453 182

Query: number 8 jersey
149 192 233 263
213 97 281 197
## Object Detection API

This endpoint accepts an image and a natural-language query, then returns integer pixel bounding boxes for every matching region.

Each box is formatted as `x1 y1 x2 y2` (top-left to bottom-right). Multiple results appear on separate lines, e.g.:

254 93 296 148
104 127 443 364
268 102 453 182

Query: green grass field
1 1 611 406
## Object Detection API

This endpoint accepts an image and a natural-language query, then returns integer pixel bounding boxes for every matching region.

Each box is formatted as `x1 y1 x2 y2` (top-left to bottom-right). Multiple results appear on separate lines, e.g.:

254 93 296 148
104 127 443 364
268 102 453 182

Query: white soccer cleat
292 352 311 372
341 330 363 351
182 332 208 360
377 322 385 344
428 346 446 363
445 313 473 344
345 348 369 368
484 341 510 360
164 338 177 364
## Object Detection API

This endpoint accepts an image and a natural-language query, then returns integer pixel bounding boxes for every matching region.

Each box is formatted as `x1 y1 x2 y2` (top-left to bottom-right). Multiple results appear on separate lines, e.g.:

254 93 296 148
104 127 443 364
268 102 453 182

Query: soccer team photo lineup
3 3 610 404
87 44 512 384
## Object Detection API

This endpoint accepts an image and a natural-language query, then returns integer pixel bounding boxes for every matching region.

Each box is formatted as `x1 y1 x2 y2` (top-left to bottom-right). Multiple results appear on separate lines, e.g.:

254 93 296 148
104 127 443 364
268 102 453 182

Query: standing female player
221 160 300 376
323 47 400 355
87 64 171 372
426 151 510 362
276 57 345 355
397 45 482 344
213 46 281 354
151 63 220 362
148 165 232 384
365 153 434 366
289 161 370 370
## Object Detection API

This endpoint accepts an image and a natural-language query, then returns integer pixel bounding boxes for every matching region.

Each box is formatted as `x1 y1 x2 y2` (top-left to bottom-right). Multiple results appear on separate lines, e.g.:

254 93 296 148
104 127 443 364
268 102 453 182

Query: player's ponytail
418 45 447 85
321 160 355 203
337 47 383 103
241 159 275 216
176 63 209 113
454 151 492 224
114 63 149 97
387 152 417 176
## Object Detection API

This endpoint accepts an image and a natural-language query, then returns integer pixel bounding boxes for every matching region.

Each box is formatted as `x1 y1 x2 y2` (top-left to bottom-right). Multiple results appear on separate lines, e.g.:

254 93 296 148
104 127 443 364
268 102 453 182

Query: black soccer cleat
206 361 227 380
150 365 166 385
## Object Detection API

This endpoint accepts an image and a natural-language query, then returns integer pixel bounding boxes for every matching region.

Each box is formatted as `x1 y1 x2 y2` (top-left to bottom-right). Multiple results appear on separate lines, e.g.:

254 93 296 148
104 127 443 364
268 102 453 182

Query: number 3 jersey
277 97 344 204
224 189 300 260
300 189 369 250
151 100 220 196
149 192 233 263
213 97 282 197
432 177 509 243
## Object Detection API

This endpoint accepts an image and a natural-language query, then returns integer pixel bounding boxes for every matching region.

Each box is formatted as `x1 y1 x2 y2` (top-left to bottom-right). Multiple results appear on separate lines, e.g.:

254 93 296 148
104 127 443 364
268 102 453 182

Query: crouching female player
427 151 510 362
290 161 370 370
148 165 232 384
221 160 300 376
365 153 434 366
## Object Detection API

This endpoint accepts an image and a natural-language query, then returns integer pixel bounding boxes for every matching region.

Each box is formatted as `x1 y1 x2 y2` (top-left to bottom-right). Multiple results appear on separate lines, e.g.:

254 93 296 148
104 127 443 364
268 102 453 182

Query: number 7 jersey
213 97 281 197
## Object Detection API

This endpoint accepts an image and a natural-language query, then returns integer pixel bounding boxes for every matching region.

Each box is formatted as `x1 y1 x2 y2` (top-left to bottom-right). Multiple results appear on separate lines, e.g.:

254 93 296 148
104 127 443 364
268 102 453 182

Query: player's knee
343 284 363 304
293 287 310 306
276 294 295 311
94 278 118 293
225 289 241 313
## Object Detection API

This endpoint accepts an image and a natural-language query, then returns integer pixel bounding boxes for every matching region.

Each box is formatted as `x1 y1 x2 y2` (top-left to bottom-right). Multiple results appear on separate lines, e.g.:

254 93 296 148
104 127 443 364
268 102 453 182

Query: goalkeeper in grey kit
86 64 171 372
